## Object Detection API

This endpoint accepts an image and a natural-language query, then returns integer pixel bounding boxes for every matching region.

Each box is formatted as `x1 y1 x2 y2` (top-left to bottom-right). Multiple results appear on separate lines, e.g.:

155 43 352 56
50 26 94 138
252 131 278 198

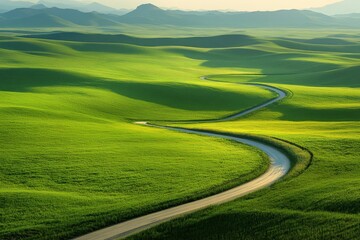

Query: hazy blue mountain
38 0 129 14
332 13 360 27
1 3 359 28
37 0 82 9
1 13 73 27
79 2 129 15
117 4 338 28
0 7 117 27
335 13 360 18
30 4 48 10
0 0 33 12
311 0 360 15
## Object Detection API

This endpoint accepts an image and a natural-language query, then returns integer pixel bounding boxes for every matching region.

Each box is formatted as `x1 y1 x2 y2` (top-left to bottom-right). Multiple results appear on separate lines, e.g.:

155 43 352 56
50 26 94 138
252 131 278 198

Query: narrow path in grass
74 77 291 240
199 76 287 122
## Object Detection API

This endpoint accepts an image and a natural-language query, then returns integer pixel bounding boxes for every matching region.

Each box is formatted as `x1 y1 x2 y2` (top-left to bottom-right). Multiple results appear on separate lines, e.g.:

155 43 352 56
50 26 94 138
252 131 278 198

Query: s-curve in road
74 81 291 240
200 76 287 122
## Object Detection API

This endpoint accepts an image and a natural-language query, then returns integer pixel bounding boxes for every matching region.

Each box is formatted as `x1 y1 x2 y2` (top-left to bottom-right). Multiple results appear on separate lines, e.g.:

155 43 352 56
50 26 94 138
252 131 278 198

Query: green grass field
0 27 359 240
0 32 273 239
127 33 360 239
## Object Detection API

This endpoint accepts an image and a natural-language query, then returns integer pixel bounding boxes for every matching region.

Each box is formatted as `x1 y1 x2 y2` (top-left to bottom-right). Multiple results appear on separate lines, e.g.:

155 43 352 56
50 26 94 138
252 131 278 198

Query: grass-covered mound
129 35 360 239
1 29 359 239
0 34 274 239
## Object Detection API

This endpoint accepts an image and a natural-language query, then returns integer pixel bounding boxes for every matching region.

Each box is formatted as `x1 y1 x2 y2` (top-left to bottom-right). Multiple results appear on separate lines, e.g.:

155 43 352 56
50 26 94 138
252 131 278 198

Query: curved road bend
200 76 286 122
74 81 290 240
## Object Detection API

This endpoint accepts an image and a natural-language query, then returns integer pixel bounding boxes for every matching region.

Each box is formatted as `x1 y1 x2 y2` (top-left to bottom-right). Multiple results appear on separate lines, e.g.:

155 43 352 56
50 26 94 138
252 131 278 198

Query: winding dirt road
74 79 290 240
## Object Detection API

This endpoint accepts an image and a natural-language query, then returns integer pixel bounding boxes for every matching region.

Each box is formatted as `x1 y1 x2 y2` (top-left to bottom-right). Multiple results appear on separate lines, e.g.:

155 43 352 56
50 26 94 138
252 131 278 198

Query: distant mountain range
1 0 359 15
37 0 129 15
0 3 359 28
0 7 119 27
0 0 33 13
116 4 349 28
311 0 360 15
0 0 129 14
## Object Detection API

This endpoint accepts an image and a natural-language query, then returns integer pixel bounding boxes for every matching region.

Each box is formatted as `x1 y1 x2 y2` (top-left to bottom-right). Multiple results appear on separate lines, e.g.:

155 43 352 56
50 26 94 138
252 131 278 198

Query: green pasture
0 28 359 240
131 56 360 239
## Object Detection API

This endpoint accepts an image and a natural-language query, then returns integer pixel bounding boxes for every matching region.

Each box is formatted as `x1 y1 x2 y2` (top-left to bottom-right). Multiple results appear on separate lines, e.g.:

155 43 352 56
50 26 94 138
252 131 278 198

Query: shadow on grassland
26 32 262 48
169 47 359 87
174 47 337 71
207 65 360 87
0 68 262 112
2 67 358 122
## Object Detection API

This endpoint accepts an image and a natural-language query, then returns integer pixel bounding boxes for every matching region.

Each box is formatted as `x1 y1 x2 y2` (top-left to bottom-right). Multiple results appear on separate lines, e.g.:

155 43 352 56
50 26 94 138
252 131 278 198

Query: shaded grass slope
26 32 261 48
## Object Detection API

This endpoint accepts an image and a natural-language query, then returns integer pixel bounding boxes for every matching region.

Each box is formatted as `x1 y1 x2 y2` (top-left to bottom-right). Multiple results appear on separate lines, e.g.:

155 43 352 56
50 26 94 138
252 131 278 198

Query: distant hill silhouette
311 0 360 15
30 4 48 10
26 32 261 48
117 4 336 28
0 7 118 27
0 3 359 28
0 0 33 13
0 0 128 15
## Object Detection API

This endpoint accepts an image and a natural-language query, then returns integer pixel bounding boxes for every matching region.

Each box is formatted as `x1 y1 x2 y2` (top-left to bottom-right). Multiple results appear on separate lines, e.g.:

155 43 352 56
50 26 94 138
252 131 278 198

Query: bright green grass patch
0 33 277 239
136 69 360 239
1 29 360 240
0 67 274 121
246 84 360 121
136 118 360 239
0 118 268 239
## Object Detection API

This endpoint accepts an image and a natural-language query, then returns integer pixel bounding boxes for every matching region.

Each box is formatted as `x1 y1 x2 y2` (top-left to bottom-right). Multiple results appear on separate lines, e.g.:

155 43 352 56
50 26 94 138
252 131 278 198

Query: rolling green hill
123 32 359 240
0 28 359 240
0 33 275 239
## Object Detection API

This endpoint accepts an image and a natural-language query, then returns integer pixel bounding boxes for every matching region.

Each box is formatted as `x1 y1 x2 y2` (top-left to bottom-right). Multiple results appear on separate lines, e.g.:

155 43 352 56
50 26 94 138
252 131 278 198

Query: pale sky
27 0 342 11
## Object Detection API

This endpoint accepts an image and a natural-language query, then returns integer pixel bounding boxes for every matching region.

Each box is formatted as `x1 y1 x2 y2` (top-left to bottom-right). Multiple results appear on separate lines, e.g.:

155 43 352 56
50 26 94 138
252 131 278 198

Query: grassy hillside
0 33 275 239
126 34 360 240
1 29 359 240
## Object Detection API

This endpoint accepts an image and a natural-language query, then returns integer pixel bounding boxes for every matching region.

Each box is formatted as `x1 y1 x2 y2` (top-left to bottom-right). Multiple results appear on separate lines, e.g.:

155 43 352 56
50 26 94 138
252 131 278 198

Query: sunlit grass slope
0 34 274 239
1 29 359 240
129 36 360 240
1 120 268 239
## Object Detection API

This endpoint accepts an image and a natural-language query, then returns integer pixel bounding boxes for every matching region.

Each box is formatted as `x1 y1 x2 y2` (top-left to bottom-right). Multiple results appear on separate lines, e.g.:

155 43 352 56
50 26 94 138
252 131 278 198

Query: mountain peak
311 0 360 15
31 4 48 9
135 3 162 11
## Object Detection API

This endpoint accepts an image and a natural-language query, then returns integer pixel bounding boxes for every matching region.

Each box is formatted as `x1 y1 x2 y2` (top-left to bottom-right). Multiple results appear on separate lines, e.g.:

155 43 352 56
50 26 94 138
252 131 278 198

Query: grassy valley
0 4 359 240
126 32 360 240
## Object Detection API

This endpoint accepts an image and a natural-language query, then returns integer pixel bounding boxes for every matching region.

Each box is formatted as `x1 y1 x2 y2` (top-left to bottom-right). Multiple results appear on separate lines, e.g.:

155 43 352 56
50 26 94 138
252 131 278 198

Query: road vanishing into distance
74 77 291 240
